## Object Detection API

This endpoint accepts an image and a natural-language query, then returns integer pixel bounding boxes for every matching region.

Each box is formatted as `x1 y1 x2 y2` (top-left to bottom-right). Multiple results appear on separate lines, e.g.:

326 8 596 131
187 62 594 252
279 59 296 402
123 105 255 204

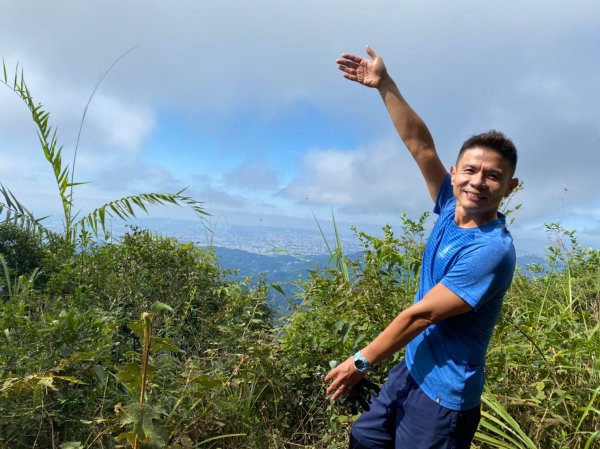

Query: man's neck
454 208 499 228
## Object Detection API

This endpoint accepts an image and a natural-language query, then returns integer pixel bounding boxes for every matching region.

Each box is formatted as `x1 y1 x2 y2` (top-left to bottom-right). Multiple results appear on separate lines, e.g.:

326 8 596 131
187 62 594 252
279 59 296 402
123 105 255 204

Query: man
324 46 519 449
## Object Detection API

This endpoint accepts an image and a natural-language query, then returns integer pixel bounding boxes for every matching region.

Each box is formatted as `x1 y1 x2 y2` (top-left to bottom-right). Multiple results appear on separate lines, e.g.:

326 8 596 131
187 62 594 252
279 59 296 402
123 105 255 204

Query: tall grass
477 224 599 448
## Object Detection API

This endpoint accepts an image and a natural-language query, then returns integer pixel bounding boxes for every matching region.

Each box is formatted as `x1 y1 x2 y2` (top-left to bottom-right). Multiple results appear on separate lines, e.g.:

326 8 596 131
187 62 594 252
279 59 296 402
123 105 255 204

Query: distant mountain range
211 247 363 315
213 246 331 281
211 246 550 315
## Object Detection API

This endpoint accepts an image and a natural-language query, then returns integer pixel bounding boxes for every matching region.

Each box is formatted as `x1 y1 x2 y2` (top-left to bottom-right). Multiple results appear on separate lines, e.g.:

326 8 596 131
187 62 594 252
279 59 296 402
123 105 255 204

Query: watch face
354 351 373 372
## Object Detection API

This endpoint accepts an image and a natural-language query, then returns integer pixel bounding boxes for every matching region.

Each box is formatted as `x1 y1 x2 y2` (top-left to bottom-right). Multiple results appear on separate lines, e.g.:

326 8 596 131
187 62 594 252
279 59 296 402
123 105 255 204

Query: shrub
0 222 45 285
0 227 278 448
277 214 429 447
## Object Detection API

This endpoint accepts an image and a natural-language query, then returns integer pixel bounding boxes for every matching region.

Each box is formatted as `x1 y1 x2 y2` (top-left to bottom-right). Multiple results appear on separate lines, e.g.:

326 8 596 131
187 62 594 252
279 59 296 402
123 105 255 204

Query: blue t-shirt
405 175 516 410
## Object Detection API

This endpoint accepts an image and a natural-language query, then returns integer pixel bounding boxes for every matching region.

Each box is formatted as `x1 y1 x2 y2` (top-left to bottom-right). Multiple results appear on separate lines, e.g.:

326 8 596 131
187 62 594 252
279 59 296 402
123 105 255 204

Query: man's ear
450 165 456 184
505 178 519 197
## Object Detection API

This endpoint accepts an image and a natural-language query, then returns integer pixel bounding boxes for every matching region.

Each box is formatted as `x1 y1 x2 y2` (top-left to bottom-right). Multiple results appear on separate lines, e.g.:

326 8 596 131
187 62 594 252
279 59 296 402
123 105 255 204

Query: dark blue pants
349 360 480 449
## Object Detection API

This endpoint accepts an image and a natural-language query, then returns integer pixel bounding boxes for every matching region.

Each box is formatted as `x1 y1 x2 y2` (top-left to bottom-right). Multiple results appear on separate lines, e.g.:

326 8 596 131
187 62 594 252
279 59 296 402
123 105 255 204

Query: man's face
450 147 518 227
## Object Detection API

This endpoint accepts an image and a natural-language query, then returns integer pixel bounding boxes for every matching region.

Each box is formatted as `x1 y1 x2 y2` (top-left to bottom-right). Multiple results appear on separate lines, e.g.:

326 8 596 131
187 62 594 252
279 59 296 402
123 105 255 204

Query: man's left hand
324 356 364 401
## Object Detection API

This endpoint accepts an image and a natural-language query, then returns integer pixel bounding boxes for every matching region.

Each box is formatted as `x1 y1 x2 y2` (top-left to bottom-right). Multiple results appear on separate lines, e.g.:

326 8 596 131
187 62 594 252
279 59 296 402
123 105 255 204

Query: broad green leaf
271 283 285 295
116 362 157 390
59 443 84 449
188 374 224 389
115 431 137 446
150 300 174 315
64 351 97 363
120 402 167 447
151 337 180 353
94 365 106 386
128 319 145 340
53 376 87 385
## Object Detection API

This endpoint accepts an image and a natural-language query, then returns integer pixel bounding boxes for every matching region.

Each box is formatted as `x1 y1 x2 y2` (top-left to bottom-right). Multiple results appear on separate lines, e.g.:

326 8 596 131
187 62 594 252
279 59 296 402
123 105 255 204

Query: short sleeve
440 244 515 310
434 175 453 215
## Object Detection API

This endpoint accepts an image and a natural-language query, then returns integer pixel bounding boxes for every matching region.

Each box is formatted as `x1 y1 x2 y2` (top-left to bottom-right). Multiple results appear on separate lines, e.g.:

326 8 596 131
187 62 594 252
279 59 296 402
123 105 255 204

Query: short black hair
458 130 518 176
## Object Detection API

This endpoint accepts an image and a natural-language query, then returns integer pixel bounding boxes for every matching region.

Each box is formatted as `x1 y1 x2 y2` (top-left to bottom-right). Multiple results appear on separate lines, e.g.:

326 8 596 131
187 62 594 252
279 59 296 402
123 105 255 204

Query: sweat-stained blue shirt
405 174 516 410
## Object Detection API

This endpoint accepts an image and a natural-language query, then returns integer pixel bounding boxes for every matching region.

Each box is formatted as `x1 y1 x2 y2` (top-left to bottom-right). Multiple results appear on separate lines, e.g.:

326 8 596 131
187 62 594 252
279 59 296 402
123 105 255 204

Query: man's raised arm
336 46 448 201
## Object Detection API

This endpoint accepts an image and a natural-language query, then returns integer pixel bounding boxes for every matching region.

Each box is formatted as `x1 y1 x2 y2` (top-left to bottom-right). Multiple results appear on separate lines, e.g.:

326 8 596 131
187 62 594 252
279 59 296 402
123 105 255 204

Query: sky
0 0 599 255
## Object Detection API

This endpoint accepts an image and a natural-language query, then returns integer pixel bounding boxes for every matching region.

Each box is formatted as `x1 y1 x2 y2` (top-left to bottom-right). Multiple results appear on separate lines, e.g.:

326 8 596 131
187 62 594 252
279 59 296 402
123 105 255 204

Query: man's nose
470 172 485 187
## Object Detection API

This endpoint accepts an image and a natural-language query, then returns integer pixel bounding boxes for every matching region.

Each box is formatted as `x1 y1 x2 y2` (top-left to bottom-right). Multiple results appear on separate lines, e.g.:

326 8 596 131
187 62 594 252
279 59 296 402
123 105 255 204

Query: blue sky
1 0 599 255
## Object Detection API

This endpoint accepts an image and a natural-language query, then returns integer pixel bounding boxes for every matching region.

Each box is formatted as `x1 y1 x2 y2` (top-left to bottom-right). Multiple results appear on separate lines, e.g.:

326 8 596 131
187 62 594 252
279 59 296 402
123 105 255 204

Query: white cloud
1 1 598 116
223 159 280 190
82 94 155 151
192 188 247 210
281 137 432 216
573 207 600 217
0 59 156 177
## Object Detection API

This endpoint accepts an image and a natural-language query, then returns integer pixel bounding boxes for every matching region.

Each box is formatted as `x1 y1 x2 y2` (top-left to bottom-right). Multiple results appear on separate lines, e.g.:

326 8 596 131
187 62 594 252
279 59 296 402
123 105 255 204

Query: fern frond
75 191 208 237
1 60 74 228
0 184 49 236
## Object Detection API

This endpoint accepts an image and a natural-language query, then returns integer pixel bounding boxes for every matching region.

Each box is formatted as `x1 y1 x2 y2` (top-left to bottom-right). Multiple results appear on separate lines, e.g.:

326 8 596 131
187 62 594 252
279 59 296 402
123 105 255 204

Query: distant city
43 215 547 265
74 216 365 257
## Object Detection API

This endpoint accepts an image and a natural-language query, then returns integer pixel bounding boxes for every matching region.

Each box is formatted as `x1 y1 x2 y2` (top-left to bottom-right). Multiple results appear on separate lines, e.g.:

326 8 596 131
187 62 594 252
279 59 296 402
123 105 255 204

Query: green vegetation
0 63 598 448
0 217 597 448
0 227 275 448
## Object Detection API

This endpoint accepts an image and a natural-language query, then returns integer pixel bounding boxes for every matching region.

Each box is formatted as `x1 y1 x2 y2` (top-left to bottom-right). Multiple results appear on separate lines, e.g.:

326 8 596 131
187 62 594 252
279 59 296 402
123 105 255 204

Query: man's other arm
359 283 473 364
337 47 448 201
325 283 472 400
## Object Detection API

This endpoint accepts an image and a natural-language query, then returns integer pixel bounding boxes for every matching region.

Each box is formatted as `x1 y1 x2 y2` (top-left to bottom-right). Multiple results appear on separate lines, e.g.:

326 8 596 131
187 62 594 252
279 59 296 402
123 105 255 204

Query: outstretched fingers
339 52 364 64
328 379 351 401
336 56 362 82
337 66 357 81
336 58 358 68
325 365 347 400
336 47 384 87
324 357 363 401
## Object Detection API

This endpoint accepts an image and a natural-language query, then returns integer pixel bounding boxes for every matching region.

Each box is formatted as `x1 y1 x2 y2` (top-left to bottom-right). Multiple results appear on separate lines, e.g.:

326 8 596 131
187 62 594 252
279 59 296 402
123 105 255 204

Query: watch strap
353 351 375 373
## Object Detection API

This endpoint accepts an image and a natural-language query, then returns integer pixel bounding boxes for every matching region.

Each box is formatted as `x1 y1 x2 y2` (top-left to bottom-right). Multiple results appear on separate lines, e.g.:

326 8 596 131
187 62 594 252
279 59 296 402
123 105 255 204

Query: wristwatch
353 351 376 373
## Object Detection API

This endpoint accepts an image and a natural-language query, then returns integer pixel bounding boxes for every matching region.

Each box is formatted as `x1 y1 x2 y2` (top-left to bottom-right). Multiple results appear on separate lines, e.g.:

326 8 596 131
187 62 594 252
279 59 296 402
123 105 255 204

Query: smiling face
450 147 519 228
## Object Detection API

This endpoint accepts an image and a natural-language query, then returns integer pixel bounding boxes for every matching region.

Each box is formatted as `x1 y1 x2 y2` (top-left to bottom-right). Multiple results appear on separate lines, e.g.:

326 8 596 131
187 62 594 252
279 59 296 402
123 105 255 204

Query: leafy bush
0 223 45 282
277 218 599 449
0 227 277 448
276 214 429 447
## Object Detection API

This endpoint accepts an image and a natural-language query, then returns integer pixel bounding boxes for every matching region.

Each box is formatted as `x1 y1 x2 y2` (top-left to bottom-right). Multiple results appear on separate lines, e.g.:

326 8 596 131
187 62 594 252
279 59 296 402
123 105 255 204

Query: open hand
324 356 364 401
336 46 388 88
